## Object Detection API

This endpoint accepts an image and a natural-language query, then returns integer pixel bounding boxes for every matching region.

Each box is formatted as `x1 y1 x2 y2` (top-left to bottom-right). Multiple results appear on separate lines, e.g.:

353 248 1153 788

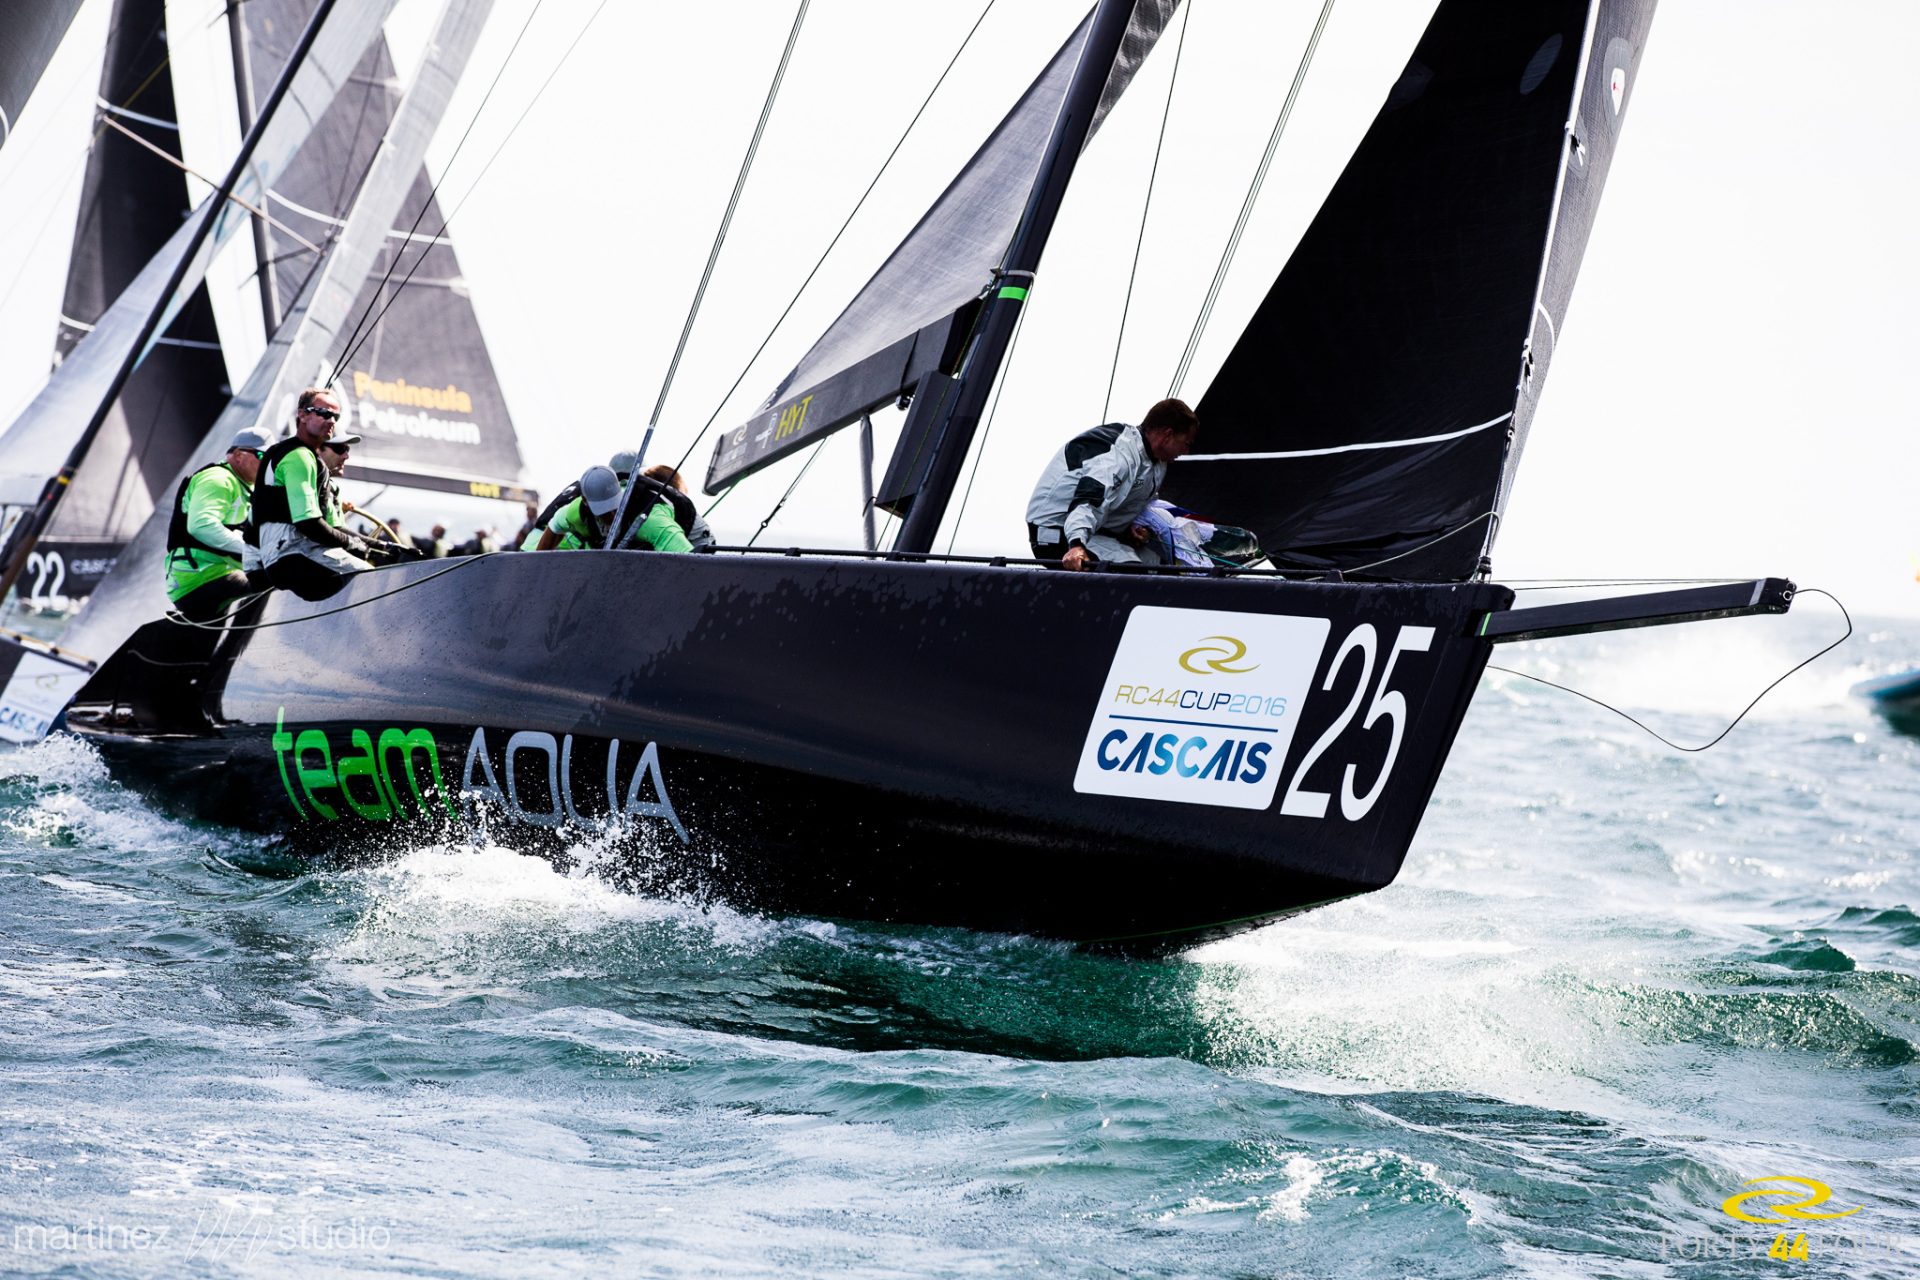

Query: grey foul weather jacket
1025 422 1164 548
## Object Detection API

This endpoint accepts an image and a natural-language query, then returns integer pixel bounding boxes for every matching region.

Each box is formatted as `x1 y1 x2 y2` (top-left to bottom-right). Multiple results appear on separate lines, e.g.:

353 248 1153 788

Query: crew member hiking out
163 426 273 621
252 388 391 599
1025 398 1199 570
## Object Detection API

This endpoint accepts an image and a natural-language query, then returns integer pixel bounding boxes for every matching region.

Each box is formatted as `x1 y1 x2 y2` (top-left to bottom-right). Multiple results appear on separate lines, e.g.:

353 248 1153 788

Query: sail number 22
1280 624 1435 821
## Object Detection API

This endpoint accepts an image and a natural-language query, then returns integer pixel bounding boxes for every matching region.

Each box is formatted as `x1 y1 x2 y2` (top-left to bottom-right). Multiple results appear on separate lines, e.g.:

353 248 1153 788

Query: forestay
1165 0 1656 581
707 0 1181 492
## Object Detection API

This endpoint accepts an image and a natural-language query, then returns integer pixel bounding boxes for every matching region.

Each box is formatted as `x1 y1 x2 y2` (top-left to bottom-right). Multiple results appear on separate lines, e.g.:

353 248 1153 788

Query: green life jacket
166 462 247 565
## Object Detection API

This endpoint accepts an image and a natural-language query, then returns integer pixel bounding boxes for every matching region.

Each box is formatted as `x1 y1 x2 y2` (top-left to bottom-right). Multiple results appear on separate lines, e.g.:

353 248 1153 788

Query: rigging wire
1168 0 1334 399
1318 511 1495 579
162 552 498 631
632 0 810 476
315 0 614 386
746 440 826 548
1104 0 1193 423
1486 588 1852 754
667 0 1003 480
331 0 554 379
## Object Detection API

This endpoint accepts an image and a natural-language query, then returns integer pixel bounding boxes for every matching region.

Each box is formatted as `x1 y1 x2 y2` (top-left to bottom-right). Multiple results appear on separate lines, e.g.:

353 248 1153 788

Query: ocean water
1 605 1915 1278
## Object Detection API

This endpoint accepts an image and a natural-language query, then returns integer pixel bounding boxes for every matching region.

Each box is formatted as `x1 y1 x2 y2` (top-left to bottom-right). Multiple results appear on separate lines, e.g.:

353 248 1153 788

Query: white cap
230 426 273 451
608 449 638 477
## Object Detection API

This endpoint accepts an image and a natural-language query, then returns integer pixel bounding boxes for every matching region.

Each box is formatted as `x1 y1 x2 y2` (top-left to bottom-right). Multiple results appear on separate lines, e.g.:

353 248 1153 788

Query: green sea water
1 607 1914 1278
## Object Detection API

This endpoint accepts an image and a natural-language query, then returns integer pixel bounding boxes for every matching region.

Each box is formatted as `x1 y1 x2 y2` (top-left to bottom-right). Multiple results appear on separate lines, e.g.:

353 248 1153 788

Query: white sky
2 0 1914 614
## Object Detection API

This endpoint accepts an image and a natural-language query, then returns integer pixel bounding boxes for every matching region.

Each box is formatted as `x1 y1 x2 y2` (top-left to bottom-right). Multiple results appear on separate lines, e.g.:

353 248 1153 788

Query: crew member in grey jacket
1024 398 1198 570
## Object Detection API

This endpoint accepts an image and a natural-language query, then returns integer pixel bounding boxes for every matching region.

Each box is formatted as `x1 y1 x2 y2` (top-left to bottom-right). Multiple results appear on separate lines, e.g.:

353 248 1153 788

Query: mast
226 0 281 332
892 0 1138 554
0 0 343 602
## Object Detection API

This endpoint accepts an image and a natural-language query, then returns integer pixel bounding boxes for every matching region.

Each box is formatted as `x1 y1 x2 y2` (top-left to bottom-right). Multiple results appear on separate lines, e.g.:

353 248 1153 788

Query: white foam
322 841 777 982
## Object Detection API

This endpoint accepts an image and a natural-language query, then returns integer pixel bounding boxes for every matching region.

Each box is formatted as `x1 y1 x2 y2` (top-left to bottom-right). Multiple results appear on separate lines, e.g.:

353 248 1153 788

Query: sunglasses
323 444 351 455
305 406 341 421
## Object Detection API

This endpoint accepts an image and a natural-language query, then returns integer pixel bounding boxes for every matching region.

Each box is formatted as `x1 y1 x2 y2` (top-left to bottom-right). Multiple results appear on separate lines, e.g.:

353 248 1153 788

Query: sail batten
1165 0 1656 581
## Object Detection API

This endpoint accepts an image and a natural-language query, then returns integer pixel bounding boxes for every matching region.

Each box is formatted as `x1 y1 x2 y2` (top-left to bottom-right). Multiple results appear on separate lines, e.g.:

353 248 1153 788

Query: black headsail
26 0 232 599
0 0 86 148
706 1 1180 496
1164 0 1657 581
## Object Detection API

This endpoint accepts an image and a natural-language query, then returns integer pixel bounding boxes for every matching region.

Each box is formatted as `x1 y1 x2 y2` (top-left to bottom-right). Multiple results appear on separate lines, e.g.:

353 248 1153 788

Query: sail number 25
1280 624 1435 821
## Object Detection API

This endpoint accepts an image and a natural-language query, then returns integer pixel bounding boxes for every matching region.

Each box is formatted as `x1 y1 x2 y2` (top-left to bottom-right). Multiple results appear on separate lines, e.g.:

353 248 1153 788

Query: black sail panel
43 0 229 559
1167 0 1656 580
708 1 1180 492
0 0 86 148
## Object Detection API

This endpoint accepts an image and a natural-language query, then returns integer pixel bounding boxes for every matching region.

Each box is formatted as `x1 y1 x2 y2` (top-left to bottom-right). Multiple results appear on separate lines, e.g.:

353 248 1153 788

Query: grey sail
1164 0 1657 580
706 0 1179 492
0 0 86 148
62 0 495 664
0 0 398 519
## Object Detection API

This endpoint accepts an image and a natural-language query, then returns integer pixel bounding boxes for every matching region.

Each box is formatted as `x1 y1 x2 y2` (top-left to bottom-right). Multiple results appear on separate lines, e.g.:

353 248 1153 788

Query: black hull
64 552 1508 949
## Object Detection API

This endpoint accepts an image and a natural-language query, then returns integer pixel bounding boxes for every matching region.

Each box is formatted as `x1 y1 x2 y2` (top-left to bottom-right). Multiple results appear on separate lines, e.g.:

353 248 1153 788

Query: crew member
1025 398 1199 570
521 449 643 550
536 466 623 550
316 433 357 520
642 464 716 548
511 503 538 550
452 528 496 556
415 523 450 558
163 426 273 621
252 388 385 599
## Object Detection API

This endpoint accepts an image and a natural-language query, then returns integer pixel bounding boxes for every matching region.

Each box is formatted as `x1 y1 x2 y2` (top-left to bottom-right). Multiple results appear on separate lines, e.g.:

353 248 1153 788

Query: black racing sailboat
38 0 1796 949
1 0 531 610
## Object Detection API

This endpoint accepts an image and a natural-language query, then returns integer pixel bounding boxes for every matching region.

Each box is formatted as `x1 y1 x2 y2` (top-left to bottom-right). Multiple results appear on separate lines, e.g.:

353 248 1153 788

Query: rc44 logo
1721 1175 1860 1261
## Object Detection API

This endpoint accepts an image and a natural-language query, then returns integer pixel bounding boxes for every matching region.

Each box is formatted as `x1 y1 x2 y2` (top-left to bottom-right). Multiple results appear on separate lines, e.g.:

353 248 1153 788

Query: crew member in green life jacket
535 465 693 553
518 449 639 551
163 426 273 621
253 387 392 599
